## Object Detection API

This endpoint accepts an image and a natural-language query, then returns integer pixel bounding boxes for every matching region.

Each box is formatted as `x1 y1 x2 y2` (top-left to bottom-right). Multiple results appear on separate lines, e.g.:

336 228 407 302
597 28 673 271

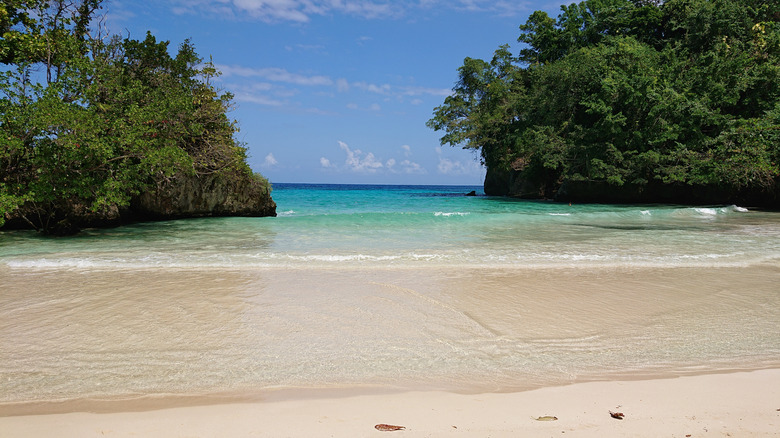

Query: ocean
1 183 779 405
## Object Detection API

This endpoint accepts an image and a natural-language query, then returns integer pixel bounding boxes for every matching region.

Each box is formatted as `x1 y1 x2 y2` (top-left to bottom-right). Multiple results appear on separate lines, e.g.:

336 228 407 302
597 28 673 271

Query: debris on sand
609 411 625 420
375 424 406 431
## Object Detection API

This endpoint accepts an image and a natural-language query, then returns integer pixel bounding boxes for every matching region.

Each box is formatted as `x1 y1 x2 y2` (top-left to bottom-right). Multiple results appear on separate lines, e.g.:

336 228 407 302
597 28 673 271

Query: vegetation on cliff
428 0 780 204
1 0 272 234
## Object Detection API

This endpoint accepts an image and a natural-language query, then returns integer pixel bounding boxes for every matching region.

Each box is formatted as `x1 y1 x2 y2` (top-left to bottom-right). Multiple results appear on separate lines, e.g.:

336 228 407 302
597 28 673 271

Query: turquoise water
2 183 779 269
1 184 780 404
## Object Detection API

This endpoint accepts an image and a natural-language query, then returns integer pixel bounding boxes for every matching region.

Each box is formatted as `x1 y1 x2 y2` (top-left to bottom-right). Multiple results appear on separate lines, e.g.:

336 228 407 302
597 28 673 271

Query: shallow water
1 184 779 405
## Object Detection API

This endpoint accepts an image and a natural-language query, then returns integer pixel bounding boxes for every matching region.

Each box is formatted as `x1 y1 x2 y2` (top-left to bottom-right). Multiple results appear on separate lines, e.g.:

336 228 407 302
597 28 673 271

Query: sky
105 0 565 185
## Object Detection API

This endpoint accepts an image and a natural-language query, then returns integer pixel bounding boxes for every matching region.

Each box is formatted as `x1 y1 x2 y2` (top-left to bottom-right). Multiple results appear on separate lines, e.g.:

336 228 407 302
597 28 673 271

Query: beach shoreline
2 364 778 417
1 369 778 437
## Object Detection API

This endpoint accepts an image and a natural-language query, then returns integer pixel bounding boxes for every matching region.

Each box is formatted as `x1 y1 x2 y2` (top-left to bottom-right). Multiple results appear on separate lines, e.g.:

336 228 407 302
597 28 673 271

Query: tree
430 0 780 203
1 0 268 233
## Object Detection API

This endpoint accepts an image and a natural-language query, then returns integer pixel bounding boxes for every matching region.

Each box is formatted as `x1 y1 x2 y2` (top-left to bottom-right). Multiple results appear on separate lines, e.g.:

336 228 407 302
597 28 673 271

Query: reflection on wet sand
1 264 779 409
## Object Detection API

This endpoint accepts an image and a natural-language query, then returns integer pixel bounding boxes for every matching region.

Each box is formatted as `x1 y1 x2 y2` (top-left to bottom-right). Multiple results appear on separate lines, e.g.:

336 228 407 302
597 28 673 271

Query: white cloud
263 153 279 167
173 0 534 23
217 65 333 86
227 82 287 106
353 81 392 95
213 63 447 111
399 86 451 97
435 146 477 175
400 159 426 174
321 141 432 176
339 140 383 173
401 144 411 157
232 0 310 21
437 156 469 174
173 0 403 23
446 0 534 16
345 102 382 112
232 91 284 106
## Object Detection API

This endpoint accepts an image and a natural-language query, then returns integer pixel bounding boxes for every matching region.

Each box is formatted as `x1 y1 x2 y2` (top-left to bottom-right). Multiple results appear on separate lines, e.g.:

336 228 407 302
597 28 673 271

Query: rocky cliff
1 171 276 235
484 167 780 208
131 172 276 220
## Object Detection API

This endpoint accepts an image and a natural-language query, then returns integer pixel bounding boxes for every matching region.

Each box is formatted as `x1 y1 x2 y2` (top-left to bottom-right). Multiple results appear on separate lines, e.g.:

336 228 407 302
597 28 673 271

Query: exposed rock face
485 166 780 208
1 171 276 235
131 172 276 220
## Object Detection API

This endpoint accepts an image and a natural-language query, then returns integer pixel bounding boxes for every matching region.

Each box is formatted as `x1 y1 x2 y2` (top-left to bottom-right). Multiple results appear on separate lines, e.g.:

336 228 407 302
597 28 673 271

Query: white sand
2 369 779 437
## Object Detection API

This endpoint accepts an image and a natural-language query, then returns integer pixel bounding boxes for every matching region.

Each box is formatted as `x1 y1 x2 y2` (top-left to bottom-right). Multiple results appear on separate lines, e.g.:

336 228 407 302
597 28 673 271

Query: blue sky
106 0 564 185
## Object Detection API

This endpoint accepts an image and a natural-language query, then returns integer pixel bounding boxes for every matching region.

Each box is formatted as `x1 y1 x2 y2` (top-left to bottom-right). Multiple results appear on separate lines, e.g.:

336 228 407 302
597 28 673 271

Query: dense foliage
429 0 780 202
1 0 268 233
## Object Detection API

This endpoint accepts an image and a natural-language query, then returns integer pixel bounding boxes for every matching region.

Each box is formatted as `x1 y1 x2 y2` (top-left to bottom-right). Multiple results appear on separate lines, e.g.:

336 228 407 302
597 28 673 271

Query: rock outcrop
1 171 276 235
485 166 780 208
131 171 276 220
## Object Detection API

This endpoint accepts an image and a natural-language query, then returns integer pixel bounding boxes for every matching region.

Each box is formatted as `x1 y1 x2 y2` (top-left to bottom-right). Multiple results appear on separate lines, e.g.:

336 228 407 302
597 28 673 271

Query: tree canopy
1 0 268 233
428 0 780 203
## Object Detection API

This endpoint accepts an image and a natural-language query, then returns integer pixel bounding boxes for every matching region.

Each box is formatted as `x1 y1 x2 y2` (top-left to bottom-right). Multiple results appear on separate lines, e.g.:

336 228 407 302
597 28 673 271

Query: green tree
430 0 780 203
1 0 268 233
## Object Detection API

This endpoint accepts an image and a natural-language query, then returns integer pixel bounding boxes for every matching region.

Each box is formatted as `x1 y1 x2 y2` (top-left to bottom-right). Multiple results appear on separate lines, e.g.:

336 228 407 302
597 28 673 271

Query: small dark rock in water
466 191 477 196
375 424 406 431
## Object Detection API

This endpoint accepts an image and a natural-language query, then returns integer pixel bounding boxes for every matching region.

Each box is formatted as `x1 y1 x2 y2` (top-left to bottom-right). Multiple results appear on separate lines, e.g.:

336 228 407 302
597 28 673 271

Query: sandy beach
2 195 779 437
1 369 778 437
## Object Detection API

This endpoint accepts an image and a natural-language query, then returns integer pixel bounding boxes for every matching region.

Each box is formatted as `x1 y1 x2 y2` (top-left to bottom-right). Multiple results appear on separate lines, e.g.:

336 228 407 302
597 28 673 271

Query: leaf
609 410 625 420
374 424 406 431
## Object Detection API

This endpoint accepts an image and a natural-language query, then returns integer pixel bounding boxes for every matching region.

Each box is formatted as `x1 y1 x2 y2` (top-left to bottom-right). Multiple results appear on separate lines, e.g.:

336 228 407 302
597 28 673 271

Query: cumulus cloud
353 81 392 95
437 157 469 174
400 159 426 174
339 141 383 173
320 141 430 177
435 146 478 175
401 144 411 157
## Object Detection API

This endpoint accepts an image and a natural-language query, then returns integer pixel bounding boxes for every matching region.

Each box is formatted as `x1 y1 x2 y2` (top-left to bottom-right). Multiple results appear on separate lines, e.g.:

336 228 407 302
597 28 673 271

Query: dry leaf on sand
375 424 406 431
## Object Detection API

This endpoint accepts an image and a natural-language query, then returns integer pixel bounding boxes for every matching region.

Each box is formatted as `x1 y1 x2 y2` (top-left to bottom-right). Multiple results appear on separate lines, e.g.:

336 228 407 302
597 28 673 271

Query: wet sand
2 265 779 436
